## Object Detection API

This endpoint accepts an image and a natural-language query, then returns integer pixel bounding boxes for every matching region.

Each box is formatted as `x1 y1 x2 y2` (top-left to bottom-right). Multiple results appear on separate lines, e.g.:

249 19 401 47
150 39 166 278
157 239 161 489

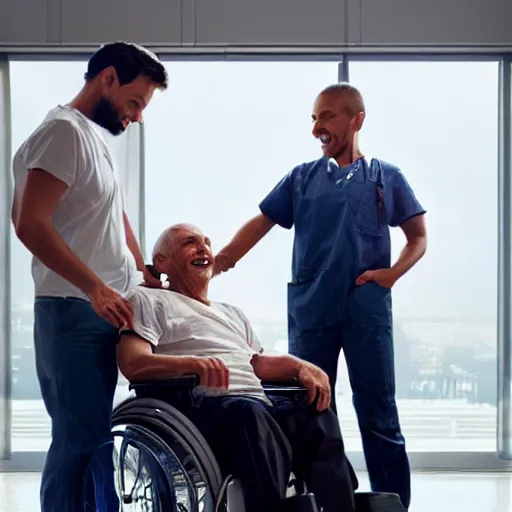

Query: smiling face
311 90 365 163
153 224 214 293
91 68 157 135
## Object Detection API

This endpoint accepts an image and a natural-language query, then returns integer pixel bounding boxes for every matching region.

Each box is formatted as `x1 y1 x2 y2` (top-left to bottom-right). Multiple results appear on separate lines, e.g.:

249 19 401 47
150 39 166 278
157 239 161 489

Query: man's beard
91 96 125 136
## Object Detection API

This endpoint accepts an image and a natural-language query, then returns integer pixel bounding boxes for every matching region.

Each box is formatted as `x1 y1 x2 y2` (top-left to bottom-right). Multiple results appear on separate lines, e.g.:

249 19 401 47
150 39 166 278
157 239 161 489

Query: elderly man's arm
251 353 331 411
117 333 229 388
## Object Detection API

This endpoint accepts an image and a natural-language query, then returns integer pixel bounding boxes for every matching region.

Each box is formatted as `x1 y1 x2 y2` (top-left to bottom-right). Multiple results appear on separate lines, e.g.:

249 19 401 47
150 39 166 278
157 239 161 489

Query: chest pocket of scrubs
350 181 386 237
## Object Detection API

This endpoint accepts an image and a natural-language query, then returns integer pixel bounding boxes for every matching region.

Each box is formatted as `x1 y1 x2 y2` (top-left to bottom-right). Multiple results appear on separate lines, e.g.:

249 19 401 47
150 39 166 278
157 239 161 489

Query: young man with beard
11 42 167 511
214 83 428 510
117 223 358 512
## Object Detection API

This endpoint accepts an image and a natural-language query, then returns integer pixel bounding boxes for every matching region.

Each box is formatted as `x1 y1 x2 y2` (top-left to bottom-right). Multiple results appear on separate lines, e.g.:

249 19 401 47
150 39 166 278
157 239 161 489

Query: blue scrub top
259 156 426 330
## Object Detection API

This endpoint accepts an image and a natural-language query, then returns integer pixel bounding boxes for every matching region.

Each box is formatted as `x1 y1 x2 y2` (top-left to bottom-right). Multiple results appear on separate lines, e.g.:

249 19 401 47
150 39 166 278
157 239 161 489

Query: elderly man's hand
297 362 331 412
186 356 230 389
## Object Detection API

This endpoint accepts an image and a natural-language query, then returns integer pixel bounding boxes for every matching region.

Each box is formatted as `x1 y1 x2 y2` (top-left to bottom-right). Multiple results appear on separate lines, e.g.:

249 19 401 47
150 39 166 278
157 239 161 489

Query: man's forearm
218 213 275 267
15 219 102 296
391 235 427 281
251 353 302 382
120 352 193 381
123 212 145 271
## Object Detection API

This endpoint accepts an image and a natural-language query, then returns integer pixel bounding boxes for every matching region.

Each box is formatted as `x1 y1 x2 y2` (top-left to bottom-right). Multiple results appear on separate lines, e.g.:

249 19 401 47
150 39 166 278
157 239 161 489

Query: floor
0 471 511 511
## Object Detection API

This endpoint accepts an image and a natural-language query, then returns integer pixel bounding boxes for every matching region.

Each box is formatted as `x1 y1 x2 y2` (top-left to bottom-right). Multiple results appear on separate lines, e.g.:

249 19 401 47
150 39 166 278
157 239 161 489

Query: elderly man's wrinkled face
157 225 214 283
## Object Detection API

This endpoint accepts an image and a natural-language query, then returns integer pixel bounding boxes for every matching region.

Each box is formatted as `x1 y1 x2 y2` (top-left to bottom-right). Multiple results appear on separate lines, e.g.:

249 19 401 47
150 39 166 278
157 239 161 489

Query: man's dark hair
84 41 168 90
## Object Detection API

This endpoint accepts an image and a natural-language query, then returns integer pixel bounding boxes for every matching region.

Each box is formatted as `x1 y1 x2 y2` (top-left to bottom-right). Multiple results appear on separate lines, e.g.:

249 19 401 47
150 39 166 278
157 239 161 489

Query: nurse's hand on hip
355 268 397 289
88 282 134 329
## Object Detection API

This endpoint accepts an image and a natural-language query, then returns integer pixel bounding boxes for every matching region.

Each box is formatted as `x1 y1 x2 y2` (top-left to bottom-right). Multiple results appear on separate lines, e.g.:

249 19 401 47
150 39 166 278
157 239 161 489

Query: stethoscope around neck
326 157 366 187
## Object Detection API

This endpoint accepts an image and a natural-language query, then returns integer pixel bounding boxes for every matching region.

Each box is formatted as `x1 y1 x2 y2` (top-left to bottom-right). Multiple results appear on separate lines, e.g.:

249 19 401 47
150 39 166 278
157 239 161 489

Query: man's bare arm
14 169 132 326
14 169 103 296
251 353 331 411
250 353 301 382
123 211 145 271
117 334 229 388
215 213 275 273
117 334 189 381
390 214 427 281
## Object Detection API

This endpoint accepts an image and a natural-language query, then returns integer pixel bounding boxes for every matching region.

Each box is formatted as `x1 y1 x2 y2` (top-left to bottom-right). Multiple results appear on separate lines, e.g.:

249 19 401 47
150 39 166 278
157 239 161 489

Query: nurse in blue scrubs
215 83 427 510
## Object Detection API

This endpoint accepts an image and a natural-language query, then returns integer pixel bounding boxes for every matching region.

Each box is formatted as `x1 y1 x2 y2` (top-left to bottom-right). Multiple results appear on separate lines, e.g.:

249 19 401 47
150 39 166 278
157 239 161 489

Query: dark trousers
34 297 120 512
185 394 357 512
289 323 411 510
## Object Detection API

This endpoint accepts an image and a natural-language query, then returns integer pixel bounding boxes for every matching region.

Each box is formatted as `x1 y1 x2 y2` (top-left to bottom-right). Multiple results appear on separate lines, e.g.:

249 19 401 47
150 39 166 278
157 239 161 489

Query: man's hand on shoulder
88 282 134 329
297 361 331 412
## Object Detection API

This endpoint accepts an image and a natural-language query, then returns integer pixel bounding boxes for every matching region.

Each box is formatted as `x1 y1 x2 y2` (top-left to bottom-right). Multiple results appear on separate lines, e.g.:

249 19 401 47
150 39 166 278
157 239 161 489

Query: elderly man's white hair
151 223 197 260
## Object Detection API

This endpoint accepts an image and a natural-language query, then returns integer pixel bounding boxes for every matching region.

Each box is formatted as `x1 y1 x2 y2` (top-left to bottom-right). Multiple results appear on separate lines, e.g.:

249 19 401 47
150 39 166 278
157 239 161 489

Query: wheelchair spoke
111 423 216 512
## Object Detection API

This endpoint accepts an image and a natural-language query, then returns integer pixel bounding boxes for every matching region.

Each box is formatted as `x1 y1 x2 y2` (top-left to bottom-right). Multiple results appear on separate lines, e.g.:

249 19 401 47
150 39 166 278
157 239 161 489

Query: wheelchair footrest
282 493 319 512
355 492 406 512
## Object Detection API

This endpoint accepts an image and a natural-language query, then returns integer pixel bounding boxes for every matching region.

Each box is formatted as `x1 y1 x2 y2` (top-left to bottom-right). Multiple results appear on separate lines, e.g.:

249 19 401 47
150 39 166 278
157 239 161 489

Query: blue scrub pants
289 286 411 509
34 297 120 512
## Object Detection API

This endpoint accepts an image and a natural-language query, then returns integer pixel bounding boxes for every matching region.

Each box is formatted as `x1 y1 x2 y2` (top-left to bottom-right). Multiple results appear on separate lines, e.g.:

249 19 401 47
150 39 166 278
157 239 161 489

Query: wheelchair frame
106 376 406 512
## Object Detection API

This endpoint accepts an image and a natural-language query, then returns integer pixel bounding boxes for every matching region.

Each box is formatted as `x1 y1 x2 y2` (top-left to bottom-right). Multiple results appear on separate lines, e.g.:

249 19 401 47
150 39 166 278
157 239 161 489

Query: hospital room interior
1 0 512 511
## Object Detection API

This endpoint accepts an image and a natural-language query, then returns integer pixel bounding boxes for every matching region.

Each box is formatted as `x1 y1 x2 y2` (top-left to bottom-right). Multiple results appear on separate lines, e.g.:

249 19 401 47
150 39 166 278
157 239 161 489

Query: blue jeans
34 297 120 512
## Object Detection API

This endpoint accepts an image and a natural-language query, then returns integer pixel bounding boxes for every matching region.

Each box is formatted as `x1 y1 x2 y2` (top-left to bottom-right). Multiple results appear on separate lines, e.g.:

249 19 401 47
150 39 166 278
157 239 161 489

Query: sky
9 59 499 325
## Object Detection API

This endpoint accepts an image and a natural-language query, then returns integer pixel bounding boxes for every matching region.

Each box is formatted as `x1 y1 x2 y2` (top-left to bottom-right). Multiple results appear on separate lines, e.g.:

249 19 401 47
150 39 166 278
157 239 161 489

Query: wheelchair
105 376 406 512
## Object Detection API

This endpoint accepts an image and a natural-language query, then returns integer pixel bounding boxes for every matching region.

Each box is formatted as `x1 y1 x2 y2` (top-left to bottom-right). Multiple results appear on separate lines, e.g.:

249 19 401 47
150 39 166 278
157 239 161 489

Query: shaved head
318 82 365 117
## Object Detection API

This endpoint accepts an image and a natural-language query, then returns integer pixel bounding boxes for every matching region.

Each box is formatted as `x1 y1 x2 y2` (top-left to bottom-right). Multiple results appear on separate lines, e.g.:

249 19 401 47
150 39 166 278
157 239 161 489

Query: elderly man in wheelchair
108 223 406 512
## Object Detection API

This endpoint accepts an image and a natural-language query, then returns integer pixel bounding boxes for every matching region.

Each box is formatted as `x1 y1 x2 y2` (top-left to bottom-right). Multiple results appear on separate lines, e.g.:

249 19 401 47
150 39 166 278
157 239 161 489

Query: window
144 60 500 456
337 60 499 452
12 58 498 458
9 61 138 451
144 61 339 352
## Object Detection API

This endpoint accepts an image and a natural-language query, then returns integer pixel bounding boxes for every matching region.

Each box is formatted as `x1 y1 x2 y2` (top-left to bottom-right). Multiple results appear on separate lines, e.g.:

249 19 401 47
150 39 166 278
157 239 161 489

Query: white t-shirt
12 105 140 300
129 286 268 401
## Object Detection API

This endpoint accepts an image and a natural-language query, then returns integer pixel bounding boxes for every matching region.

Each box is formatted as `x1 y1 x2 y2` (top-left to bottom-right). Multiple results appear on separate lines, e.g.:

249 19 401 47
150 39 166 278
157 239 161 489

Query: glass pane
341 61 500 452
9 61 139 452
144 62 338 354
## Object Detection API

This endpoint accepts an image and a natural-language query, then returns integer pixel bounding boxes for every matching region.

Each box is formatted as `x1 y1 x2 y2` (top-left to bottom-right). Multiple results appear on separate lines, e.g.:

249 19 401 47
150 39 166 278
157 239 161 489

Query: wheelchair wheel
113 424 176 511
113 397 223 511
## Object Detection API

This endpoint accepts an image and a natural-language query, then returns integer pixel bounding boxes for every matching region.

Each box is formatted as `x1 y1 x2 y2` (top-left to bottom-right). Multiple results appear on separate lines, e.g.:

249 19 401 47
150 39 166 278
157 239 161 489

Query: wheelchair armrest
129 375 200 395
261 381 308 395
128 377 308 399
